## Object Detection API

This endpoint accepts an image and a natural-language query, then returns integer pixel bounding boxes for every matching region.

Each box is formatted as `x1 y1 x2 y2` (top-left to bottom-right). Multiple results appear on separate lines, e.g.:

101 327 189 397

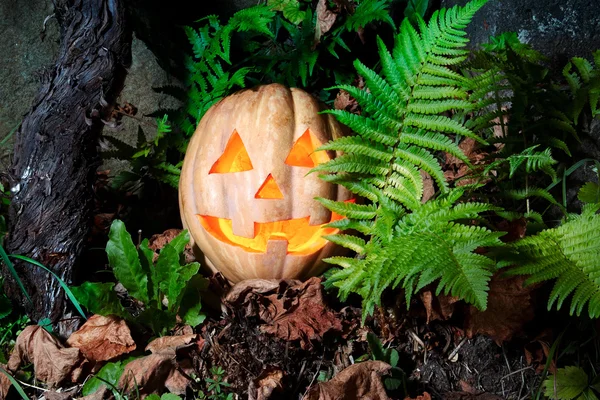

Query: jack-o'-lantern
179 84 351 282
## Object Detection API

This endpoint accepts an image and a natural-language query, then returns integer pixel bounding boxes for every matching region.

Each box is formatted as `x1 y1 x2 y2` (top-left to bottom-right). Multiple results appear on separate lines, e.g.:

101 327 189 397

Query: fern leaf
506 204 600 318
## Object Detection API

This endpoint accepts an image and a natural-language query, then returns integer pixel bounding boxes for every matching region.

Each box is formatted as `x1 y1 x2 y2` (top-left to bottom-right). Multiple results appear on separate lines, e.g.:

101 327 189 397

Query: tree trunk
3 0 131 335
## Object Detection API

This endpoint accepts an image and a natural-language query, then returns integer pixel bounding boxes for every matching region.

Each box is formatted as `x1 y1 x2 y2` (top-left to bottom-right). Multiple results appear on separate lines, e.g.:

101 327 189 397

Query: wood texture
3 0 131 333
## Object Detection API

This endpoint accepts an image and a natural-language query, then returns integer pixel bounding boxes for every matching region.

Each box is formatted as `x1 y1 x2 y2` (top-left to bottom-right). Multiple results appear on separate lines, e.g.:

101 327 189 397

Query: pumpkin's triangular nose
255 174 284 199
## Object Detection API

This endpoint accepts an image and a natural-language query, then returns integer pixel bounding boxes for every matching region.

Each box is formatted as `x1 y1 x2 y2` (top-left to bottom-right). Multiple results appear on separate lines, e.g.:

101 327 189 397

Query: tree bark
3 0 131 335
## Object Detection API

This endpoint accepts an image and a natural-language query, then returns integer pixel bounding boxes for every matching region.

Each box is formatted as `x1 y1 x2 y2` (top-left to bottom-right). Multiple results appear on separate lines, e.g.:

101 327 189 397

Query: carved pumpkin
179 84 351 282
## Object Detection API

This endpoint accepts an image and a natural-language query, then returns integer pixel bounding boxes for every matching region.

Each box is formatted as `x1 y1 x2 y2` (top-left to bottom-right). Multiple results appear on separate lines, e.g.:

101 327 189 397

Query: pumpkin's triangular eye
284 129 330 168
255 174 284 199
209 130 254 174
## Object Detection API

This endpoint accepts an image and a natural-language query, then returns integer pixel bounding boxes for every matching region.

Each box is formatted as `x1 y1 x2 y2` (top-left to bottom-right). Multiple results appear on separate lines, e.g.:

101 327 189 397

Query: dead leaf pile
248 367 284 400
66 314 136 362
119 334 200 396
7 325 87 388
303 361 391 400
465 273 536 344
444 138 489 186
225 277 343 349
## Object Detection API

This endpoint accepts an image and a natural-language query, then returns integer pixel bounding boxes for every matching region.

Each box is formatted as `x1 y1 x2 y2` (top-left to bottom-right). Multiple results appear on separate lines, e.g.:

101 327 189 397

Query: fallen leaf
7 325 86 388
419 290 460 323
0 364 11 400
315 0 338 44
44 391 73 400
303 361 391 400
225 277 343 349
118 352 176 395
404 393 432 400
333 76 364 114
66 315 136 362
465 274 536 344
444 138 488 186
145 334 197 353
421 170 435 203
165 358 195 395
248 367 284 400
119 334 198 395
497 217 527 243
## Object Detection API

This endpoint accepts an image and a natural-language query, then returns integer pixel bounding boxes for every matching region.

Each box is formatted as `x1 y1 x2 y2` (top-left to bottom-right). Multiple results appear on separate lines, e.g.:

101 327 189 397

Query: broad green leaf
106 220 149 304
544 366 592 400
138 239 157 303
82 357 138 396
136 308 176 336
161 394 182 400
154 243 180 300
168 230 190 256
578 182 600 204
180 274 209 327
70 282 128 319
167 262 202 313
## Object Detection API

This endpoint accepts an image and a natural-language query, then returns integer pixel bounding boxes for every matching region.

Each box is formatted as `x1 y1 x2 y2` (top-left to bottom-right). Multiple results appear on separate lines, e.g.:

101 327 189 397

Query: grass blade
0 245 31 304
0 366 29 400
10 255 87 320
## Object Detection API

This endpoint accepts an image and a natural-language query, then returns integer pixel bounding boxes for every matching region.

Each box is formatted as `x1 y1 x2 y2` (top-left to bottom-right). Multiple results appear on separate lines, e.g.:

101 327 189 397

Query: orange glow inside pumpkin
197 205 348 254
284 129 330 167
209 130 253 174
255 174 284 199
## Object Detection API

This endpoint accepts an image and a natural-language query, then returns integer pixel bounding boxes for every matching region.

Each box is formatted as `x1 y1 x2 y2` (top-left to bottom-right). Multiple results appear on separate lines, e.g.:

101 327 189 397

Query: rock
0 0 59 160
442 0 600 68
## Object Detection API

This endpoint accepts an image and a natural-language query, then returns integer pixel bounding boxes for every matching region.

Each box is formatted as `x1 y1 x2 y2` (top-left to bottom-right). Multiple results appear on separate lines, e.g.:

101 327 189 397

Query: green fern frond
315 0 494 318
326 193 501 320
505 204 600 318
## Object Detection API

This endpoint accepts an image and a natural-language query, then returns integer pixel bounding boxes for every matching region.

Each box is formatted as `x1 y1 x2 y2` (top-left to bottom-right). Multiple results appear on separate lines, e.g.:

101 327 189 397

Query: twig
447 336 468 361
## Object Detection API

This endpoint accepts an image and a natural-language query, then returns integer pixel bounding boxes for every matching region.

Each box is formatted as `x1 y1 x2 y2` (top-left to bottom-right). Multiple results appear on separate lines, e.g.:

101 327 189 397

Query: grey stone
0 0 59 163
442 0 600 67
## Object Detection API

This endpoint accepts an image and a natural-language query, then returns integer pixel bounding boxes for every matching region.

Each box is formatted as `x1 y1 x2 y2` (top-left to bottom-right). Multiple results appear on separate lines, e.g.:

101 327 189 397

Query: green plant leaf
179 274 209 327
82 357 137 396
543 366 594 400
578 182 600 204
106 220 149 304
138 239 157 303
136 308 177 336
70 282 128 319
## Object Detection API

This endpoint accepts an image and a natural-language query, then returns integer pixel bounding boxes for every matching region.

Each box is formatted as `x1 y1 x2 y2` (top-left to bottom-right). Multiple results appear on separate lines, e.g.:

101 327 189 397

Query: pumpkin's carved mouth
197 212 344 255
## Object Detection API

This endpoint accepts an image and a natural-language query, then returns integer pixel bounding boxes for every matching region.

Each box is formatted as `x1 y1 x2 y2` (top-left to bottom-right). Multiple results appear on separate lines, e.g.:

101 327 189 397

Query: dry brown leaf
248 367 284 400
226 277 343 349
44 391 74 400
119 334 198 395
315 0 338 44
420 170 435 203
497 217 527 243
444 138 488 186
419 290 460 323
66 315 136 362
7 325 86 388
0 363 12 400
118 352 176 395
404 393 432 400
145 334 197 353
465 273 536 344
303 361 391 400
165 358 195 395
